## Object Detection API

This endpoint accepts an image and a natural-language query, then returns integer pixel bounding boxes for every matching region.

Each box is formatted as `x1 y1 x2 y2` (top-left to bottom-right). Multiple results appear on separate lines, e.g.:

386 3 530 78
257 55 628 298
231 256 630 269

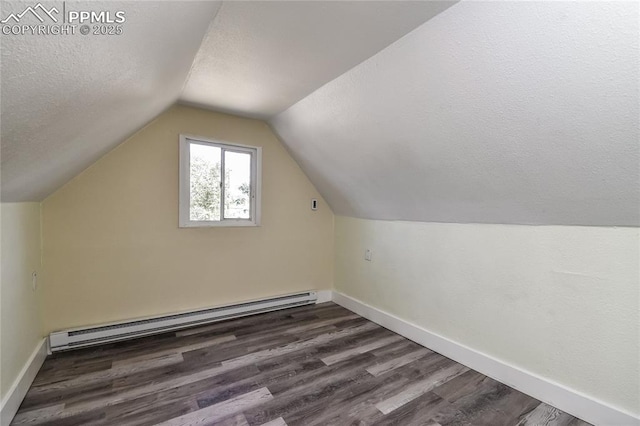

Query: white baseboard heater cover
49 291 318 352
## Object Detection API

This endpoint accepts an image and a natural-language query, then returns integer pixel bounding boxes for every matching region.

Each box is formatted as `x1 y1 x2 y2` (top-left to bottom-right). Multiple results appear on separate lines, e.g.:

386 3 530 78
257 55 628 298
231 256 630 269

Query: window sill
179 220 259 228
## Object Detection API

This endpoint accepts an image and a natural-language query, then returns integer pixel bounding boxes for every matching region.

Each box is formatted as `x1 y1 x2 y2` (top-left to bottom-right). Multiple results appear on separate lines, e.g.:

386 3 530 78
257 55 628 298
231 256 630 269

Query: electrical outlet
365 249 372 261
32 271 38 291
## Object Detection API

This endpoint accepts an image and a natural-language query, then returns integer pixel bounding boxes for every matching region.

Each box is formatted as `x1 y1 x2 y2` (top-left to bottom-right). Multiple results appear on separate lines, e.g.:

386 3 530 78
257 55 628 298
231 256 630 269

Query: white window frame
179 134 262 228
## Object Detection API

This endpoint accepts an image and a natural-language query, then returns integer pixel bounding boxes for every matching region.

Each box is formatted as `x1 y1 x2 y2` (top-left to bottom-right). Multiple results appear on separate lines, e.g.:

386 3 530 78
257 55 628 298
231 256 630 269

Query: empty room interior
0 1 638 425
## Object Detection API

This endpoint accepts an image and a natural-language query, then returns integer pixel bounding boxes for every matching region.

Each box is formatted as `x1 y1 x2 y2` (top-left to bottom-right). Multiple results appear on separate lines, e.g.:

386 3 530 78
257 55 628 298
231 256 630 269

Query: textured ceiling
2 0 454 201
1 1 221 201
3 1 638 227
271 1 640 226
180 1 455 118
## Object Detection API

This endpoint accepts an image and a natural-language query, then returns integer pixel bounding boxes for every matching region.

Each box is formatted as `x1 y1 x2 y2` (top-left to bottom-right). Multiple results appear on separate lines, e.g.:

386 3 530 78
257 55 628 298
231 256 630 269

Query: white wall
334 216 639 417
0 203 43 402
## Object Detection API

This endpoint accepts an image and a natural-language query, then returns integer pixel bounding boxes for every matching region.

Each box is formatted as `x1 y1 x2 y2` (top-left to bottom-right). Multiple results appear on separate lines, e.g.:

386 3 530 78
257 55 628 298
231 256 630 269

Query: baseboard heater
49 291 318 352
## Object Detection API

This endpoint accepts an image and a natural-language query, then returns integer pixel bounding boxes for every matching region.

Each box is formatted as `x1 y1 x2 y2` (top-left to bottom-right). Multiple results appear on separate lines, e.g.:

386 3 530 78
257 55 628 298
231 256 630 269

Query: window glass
224 150 252 219
189 143 222 221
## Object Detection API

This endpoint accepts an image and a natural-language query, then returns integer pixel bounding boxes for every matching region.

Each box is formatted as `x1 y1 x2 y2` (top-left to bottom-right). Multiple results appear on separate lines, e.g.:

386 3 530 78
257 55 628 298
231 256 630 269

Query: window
179 135 261 227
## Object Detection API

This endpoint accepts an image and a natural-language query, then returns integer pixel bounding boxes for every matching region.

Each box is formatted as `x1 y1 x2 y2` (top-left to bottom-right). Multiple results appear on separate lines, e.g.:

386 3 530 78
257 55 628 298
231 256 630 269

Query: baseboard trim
331 291 639 426
0 338 47 426
315 290 332 304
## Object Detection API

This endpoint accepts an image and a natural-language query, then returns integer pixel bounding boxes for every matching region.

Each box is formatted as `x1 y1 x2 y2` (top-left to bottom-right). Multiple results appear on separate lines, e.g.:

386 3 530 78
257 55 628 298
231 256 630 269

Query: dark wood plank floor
13 302 592 426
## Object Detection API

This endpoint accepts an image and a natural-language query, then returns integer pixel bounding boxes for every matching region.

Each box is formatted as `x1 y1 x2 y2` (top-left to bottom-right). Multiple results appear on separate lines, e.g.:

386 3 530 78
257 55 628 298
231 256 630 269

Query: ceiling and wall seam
40 104 174 203
179 1 456 119
270 1 460 122
177 1 225 97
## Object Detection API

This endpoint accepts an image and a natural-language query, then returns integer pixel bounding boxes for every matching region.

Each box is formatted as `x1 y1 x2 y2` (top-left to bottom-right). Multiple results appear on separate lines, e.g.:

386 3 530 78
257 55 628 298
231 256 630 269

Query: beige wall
335 216 639 416
42 105 333 333
1 203 43 401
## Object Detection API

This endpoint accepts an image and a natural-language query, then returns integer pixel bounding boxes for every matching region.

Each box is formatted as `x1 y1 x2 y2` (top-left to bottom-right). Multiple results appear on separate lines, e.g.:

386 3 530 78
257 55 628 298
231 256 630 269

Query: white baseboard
331 291 639 426
0 338 47 426
315 290 332 304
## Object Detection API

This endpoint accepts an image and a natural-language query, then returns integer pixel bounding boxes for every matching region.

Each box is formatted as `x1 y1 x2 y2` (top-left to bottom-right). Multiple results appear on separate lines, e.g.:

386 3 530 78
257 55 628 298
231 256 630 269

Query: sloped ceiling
271 1 640 226
180 1 455 118
1 1 222 201
3 1 638 227
2 0 455 202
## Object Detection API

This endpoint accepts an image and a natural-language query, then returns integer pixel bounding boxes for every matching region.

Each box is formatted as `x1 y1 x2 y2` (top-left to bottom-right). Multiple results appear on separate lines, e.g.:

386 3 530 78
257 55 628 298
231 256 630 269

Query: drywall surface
0 203 42 400
334 216 640 416
1 1 222 202
181 1 455 118
41 106 333 333
272 1 639 226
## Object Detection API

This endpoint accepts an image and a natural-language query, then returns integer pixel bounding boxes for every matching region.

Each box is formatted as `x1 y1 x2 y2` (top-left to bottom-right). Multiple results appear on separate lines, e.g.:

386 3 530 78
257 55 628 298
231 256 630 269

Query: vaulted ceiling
1 0 453 201
270 1 640 226
2 1 638 225
1 1 222 201
181 1 454 118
